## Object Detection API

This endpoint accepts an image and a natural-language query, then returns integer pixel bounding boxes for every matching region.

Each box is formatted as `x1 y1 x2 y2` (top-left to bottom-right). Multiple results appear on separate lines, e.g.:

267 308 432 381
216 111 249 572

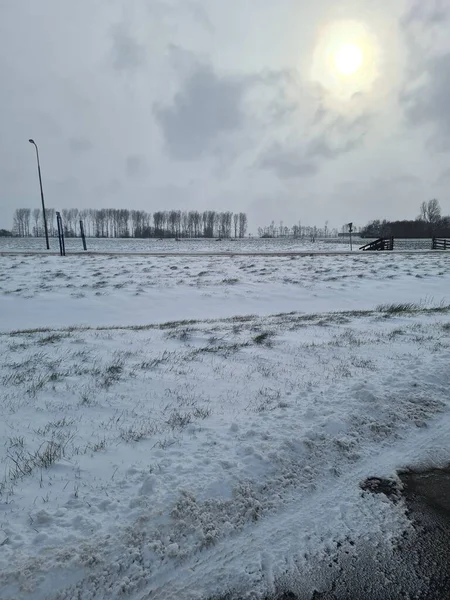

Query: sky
1 0 450 232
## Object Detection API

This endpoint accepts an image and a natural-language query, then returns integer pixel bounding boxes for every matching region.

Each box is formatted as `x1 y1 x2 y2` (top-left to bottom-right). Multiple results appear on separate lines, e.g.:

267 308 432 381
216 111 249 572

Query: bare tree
193 211 202 237
168 210 178 237
61 209 71 236
419 201 427 222
233 213 239 238
13 209 28 237
418 199 442 234
32 208 41 236
238 213 248 238
427 199 441 224
46 209 56 237
182 211 190 238
419 199 442 224
14 209 32 237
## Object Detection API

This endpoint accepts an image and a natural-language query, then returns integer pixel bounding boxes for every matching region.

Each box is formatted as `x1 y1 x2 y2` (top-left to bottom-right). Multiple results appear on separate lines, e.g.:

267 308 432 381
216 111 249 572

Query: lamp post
29 139 50 249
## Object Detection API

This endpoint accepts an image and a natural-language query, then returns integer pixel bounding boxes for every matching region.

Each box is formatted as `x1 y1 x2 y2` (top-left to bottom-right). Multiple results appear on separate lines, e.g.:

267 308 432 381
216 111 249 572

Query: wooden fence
360 237 395 251
432 238 449 250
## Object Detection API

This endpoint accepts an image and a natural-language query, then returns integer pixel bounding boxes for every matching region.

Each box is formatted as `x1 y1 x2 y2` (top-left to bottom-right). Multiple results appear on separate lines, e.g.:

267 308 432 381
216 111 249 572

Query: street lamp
29 139 50 249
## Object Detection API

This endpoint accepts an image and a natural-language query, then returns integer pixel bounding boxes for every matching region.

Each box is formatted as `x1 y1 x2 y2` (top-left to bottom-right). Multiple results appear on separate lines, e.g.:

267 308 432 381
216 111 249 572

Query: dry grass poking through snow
1 305 450 599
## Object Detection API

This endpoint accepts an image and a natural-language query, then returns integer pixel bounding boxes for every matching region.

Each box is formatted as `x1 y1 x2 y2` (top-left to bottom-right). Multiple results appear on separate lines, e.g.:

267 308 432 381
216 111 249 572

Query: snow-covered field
1 236 356 254
0 253 448 331
0 236 433 254
0 252 450 599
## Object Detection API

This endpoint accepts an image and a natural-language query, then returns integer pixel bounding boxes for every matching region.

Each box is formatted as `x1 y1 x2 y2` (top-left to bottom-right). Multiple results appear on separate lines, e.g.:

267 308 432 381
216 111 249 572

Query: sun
334 42 363 76
311 20 379 101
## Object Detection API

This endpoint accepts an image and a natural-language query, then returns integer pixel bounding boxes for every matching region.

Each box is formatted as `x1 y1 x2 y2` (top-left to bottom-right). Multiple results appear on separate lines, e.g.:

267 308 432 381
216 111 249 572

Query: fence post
56 212 66 256
80 220 87 251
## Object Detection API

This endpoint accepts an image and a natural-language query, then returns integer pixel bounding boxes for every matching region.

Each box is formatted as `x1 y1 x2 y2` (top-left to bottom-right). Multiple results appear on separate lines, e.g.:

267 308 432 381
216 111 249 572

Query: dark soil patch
209 467 450 600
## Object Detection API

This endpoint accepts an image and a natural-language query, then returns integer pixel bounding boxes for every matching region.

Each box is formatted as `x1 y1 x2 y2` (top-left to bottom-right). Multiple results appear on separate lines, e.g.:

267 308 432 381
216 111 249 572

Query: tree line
257 220 349 239
360 199 450 238
10 208 248 239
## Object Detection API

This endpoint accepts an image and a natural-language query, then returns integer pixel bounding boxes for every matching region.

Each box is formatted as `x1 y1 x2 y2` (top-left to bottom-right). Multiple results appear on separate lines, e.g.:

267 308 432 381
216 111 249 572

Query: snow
0 253 448 331
0 235 434 255
0 251 450 599
1 236 361 254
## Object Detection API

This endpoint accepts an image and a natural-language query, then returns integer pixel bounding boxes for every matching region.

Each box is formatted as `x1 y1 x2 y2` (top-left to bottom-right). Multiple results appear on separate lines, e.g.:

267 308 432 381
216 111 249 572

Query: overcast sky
1 0 450 231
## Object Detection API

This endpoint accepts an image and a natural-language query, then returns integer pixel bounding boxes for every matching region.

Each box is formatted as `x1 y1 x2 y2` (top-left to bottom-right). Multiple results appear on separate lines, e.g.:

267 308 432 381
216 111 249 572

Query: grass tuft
253 332 274 346
38 333 68 345
376 302 420 314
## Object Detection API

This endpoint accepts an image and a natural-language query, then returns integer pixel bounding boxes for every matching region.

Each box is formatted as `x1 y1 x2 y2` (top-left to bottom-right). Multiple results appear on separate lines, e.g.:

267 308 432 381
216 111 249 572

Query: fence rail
359 237 394 251
433 237 449 250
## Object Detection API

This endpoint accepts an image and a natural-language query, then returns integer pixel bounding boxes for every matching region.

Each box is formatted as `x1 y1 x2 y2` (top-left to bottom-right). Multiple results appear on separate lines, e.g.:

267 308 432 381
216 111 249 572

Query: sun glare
334 43 363 76
310 20 379 101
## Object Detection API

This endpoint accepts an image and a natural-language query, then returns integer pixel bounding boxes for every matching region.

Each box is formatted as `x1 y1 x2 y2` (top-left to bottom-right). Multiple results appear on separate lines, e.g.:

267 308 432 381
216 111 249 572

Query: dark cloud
110 24 146 72
436 166 450 183
154 65 246 160
401 0 448 28
400 1 450 151
186 1 213 31
125 155 146 178
69 137 92 155
306 135 362 159
48 176 81 204
307 113 369 159
258 108 369 179
95 178 123 199
401 53 450 151
258 144 318 179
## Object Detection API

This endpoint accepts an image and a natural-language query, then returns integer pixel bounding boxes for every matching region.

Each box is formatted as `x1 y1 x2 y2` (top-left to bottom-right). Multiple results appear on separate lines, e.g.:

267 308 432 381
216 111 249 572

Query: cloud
69 137 92 155
306 132 363 160
185 1 213 32
95 178 123 199
401 0 448 28
399 0 450 151
258 144 318 179
436 166 450 183
258 106 369 179
154 64 247 160
110 24 146 72
154 56 368 177
401 53 450 150
125 155 146 178
307 112 369 158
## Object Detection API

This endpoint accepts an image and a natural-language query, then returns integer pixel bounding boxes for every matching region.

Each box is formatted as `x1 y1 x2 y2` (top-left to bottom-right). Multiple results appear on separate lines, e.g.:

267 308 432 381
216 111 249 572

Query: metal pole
56 212 63 256
80 220 87 251
29 139 50 250
60 216 65 256
56 212 66 256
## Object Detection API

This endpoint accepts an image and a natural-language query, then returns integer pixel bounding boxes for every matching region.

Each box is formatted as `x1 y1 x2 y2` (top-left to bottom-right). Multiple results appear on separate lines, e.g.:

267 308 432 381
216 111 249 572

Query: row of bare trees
257 220 343 239
14 208 57 237
12 209 248 239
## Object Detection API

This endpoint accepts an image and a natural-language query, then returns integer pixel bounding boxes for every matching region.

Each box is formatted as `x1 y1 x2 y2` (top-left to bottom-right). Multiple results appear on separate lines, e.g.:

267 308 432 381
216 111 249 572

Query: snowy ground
0 252 450 599
0 236 434 254
0 253 448 331
1 237 360 254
